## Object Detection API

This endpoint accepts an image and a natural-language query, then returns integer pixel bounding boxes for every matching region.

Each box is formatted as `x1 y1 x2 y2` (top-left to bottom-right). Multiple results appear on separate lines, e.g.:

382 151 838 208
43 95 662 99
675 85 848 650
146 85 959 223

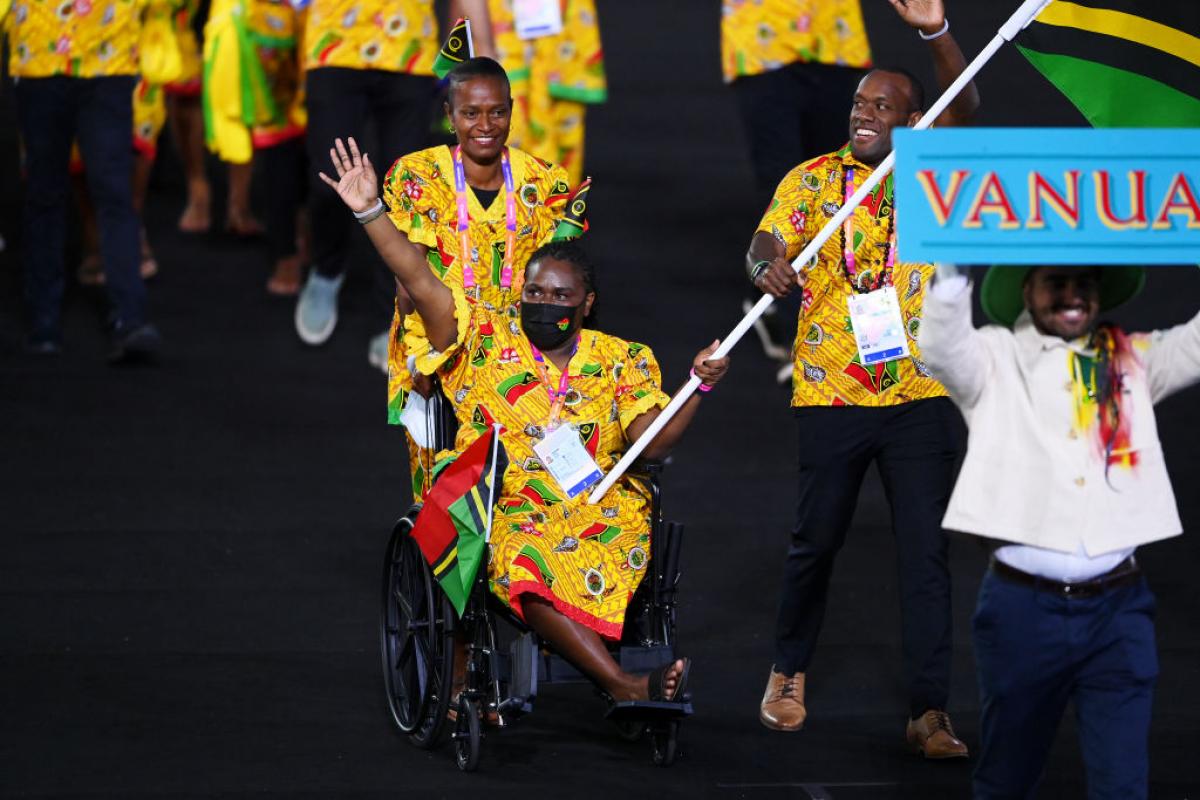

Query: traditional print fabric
757 144 948 407
416 291 670 639
303 0 436 74
381 144 570 428
720 0 872 83
8 0 142 78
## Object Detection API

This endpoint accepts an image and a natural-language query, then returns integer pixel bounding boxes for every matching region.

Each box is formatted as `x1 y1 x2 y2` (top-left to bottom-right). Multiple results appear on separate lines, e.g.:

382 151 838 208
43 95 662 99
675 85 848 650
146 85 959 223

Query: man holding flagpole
747 0 980 758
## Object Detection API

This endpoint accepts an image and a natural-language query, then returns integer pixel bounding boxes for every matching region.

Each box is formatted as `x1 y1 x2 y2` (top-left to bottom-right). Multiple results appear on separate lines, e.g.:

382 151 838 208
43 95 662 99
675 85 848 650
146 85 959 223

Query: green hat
980 266 1146 327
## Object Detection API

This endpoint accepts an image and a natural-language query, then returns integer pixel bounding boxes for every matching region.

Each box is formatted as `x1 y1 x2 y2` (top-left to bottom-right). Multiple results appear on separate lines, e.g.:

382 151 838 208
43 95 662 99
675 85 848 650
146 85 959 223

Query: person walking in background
746 0 979 758
292 0 448 365
722 0 872 374
921 264 1200 799
8 0 162 360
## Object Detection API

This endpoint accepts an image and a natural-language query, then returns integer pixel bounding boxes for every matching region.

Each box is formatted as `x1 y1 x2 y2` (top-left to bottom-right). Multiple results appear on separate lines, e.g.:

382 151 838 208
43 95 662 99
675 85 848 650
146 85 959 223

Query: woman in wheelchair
321 137 729 706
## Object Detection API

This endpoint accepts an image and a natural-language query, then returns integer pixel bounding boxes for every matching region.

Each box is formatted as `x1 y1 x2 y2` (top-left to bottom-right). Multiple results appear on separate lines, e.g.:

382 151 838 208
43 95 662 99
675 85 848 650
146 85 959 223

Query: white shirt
918 276 1199 576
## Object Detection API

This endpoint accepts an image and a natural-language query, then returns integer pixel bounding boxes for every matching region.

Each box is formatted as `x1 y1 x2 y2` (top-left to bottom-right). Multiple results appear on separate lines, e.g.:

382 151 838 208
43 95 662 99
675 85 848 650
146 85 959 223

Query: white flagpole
483 422 501 544
588 0 1053 505
465 18 475 59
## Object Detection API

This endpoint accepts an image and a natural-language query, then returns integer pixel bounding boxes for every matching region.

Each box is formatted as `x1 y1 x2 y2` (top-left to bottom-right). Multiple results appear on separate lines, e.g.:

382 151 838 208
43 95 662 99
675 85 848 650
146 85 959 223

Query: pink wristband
690 368 714 393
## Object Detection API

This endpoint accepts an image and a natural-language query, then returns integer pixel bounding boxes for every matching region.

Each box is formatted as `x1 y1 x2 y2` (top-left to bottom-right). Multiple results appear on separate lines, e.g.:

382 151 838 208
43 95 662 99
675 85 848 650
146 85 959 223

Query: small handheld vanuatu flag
410 426 507 616
1016 1 1200 127
551 178 592 241
433 17 474 79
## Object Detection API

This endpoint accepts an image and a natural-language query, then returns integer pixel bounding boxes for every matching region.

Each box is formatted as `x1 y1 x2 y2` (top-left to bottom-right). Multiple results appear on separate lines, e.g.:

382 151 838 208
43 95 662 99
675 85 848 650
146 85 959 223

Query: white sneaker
368 330 389 375
294 272 344 345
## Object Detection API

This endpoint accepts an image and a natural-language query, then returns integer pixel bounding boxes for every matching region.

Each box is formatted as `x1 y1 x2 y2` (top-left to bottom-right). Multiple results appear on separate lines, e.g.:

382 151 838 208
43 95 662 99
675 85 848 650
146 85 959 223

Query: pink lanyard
842 168 897 293
530 339 578 428
453 146 517 291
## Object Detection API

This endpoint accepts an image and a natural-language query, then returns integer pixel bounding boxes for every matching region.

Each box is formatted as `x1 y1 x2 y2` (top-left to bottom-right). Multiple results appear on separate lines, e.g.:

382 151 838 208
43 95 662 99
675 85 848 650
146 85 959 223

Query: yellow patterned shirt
418 290 670 639
382 144 572 424
720 0 871 83
8 0 142 78
303 0 436 73
757 145 948 407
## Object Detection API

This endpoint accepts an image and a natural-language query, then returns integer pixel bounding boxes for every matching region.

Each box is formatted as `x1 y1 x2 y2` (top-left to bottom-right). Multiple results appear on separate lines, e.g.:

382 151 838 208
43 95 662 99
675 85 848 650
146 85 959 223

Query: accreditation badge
847 286 910 365
532 424 603 499
514 0 564 39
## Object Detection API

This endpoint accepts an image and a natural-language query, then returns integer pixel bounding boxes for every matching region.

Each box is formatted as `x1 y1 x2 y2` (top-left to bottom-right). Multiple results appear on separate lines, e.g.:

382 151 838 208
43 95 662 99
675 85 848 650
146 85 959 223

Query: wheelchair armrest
630 455 673 478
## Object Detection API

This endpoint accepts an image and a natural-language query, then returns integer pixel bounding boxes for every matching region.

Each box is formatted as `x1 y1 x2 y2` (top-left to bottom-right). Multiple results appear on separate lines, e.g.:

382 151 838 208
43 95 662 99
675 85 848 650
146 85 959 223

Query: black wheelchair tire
408 590 455 750
380 518 435 734
454 697 482 772
650 721 678 767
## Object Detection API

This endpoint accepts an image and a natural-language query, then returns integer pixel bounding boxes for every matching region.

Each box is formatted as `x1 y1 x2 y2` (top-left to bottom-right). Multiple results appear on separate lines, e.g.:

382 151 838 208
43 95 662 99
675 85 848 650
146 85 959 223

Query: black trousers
304 67 434 318
775 398 962 717
733 61 864 203
17 75 146 340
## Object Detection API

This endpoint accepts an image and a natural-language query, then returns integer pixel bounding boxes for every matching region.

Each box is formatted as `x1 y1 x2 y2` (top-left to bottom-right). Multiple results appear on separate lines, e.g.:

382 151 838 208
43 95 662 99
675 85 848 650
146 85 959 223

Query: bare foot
266 255 302 296
614 658 687 703
178 194 211 233
226 208 264 237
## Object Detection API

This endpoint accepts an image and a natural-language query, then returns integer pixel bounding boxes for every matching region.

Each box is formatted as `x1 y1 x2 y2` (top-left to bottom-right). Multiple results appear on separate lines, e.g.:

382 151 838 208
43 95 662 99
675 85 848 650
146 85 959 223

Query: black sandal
648 657 691 703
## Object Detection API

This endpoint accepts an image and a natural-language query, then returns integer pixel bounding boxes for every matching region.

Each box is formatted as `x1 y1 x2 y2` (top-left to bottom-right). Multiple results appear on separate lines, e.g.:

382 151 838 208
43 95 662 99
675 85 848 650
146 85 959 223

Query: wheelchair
378 384 692 772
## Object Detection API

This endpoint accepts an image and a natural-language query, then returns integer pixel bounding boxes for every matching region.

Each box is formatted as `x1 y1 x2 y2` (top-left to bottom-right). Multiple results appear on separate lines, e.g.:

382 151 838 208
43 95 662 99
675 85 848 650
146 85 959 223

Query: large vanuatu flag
1016 1 1200 127
410 427 507 616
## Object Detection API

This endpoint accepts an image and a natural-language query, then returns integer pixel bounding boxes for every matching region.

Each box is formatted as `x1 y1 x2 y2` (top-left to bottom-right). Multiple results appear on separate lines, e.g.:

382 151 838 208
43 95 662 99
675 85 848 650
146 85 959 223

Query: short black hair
446 57 511 108
869 65 926 114
526 240 599 325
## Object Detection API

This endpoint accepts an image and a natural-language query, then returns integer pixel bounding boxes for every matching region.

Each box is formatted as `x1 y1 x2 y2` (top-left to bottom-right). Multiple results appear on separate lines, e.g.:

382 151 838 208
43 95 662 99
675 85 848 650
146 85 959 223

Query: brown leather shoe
906 710 969 759
759 669 806 731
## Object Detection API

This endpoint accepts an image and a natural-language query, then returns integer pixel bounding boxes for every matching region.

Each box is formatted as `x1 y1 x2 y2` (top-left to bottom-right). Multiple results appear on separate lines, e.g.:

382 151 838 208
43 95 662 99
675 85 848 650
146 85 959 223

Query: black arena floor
2 3 1198 798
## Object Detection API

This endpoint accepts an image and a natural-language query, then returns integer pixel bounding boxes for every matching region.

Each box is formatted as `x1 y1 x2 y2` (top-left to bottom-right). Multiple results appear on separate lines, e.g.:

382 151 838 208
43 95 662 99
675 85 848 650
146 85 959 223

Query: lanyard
529 338 578 428
842 168 897 294
453 146 517 291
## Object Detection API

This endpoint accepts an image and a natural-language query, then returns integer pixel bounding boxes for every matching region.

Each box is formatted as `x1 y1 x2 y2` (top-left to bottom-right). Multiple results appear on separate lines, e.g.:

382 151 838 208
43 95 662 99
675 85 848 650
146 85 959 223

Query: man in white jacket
919 263 1200 799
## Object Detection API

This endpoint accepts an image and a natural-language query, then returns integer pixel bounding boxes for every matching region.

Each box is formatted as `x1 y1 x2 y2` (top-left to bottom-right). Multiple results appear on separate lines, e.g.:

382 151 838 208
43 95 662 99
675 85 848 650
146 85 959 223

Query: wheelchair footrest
605 699 694 724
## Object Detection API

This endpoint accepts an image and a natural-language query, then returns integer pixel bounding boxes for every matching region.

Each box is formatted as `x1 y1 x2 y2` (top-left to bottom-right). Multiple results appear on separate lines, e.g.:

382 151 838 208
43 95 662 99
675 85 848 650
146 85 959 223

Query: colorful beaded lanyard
453 145 517 291
841 168 897 294
530 339 579 429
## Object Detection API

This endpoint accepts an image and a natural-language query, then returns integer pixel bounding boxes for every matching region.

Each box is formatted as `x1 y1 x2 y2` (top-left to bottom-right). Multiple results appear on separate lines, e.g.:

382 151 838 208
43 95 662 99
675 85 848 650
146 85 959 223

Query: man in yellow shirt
745 0 979 759
9 0 161 360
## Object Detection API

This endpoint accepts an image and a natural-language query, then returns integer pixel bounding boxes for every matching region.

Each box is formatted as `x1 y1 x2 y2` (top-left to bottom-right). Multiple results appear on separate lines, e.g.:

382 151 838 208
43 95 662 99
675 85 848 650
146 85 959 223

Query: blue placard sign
893 128 1200 264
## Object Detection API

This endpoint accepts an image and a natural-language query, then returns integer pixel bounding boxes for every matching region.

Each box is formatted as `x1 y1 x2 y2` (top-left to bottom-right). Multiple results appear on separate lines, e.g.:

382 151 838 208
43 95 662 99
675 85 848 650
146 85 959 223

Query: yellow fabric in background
720 0 872 83
8 0 142 77
303 0 436 74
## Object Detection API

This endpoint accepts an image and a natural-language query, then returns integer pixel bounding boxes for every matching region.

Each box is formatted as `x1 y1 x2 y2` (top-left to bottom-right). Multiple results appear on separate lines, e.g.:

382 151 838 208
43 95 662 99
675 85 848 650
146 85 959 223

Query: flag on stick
551 178 591 241
433 17 474 79
410 427 507 616
1016 1 1200 126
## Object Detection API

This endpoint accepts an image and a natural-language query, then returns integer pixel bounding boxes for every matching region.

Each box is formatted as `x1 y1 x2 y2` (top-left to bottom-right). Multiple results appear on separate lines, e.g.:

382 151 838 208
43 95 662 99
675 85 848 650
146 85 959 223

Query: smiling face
1023 267 1102 340
848 70 922 167
446 76 511 163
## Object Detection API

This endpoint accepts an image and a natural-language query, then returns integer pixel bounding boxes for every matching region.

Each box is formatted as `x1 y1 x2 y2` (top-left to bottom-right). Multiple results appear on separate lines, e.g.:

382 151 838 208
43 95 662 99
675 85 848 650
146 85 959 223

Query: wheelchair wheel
453 697 482 772
408 590 455 749
650 721 678 767
380 516 446 737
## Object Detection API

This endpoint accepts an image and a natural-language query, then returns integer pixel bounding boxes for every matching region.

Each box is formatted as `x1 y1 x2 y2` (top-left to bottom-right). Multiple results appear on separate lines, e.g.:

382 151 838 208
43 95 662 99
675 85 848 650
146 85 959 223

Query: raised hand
318 137 380 213
886 0 946 35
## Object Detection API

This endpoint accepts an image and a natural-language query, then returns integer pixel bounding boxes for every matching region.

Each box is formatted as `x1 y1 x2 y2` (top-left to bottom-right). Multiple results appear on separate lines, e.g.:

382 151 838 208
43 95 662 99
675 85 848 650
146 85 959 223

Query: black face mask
520 301 583 351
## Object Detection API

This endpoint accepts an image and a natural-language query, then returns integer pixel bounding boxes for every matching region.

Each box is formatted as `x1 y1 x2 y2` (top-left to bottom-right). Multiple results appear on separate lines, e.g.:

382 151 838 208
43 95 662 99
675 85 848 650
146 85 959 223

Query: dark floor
2 3 1199 798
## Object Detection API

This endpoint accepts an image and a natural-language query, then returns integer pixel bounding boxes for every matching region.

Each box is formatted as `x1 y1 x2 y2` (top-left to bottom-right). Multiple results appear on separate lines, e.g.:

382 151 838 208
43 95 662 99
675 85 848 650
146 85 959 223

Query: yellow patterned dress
486 0 605 184
163 0 203 95
756 144 948 407
303 0 436 74
7 0 141 78
720 0 872 83
381 145 571 495
417 291 670 638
